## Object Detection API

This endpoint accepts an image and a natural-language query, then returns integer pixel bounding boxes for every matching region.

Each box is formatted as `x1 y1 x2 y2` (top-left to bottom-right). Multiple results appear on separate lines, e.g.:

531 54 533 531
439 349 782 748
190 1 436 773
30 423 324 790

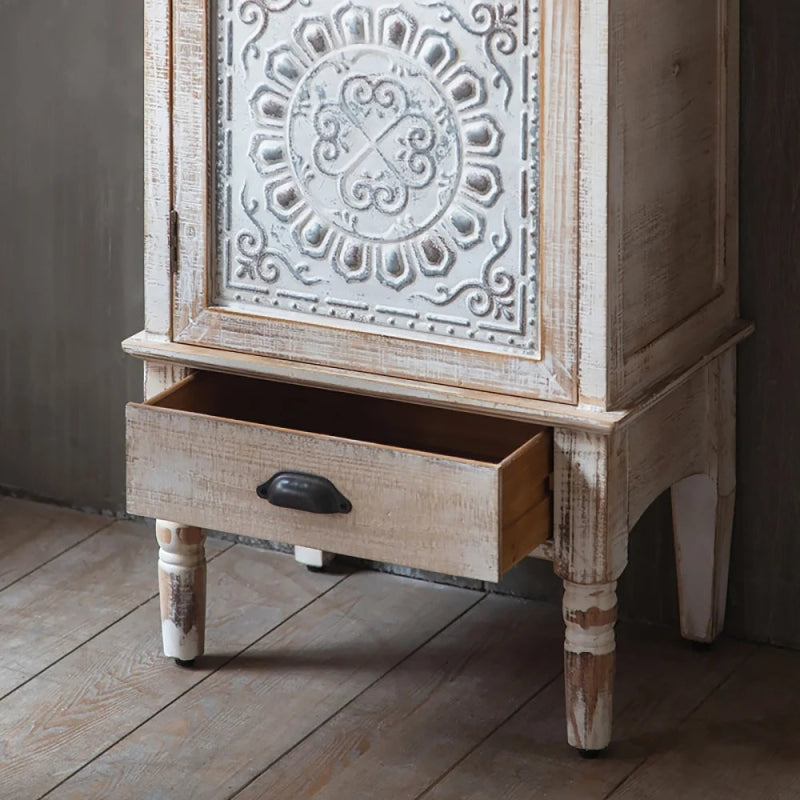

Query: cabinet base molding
137 348 738 754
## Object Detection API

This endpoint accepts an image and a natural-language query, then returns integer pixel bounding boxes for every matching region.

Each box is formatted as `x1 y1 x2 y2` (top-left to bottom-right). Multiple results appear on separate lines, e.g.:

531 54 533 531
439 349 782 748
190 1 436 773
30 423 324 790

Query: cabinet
125 0 751 754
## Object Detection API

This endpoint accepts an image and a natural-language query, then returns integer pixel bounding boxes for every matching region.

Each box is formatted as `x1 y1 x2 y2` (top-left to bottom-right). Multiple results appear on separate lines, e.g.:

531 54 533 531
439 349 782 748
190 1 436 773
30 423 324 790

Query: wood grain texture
0 519 227 698
576 0 611 408
231 595 563 800
123 333 625 431
156 521 207 661
421 627 754 800
0 544 343 799
624 366 709 530
553 429 629 585
52 572 479 800
144 362 191 400
6 500 799 799
578 0 741 409
143 0 173 339
609 647 800 799
539 0 581 401
605 0 741 408
562 581 617 751
0 498 111 590
612 0 731 357
126 374 552 581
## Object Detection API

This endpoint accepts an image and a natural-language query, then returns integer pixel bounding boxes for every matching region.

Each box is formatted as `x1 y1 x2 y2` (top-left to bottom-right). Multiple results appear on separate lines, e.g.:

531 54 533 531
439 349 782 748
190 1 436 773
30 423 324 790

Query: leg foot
579 748 606 760
294 546 334 571
563 581 617 753
174 658 196 668
156 521 207 663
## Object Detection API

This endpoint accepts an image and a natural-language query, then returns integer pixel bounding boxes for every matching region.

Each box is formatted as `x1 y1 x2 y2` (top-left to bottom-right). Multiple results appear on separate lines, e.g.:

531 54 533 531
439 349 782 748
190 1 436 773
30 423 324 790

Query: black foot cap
579 748 606 760
306 565 325 573
174 658 196 668
690 640 713 653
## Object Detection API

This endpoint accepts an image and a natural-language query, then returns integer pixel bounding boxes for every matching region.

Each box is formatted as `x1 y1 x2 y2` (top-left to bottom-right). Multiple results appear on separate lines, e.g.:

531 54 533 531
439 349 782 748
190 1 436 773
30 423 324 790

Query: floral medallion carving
214 0 541 354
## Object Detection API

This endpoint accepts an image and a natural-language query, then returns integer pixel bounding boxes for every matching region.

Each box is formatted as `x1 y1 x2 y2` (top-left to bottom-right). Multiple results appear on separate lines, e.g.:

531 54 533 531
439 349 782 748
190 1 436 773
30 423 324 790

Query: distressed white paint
671 348 736 642
213 1 541 356
563 582 617 656
130 377 551 582
156 520 207 661
160 618 202 660
293 546 334 569
131 0 747 757
562 580 617 751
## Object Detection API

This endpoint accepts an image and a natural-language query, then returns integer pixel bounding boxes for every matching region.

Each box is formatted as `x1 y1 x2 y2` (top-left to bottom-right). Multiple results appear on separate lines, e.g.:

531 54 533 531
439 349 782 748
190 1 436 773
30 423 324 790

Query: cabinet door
171 0 578 400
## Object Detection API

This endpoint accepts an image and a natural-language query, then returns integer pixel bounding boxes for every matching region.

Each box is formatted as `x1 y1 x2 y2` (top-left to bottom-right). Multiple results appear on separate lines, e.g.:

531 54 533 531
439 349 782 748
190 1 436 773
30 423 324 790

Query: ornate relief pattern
215 0 540 354
417 1 518 110
239 0 311 71
234 187 325 286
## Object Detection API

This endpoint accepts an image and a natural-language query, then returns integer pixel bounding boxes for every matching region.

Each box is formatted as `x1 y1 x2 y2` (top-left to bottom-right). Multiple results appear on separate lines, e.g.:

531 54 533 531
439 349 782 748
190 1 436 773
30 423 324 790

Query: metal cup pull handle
256 471 352 514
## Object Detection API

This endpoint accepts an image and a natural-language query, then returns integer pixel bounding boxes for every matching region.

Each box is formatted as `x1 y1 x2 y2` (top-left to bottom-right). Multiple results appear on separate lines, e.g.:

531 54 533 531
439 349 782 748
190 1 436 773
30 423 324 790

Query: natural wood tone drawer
126 372 552 581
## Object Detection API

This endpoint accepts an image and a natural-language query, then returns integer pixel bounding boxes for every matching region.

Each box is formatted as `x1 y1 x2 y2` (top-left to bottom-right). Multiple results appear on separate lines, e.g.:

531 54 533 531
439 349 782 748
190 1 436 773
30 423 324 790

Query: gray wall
1 2 798 645
0 0 144 511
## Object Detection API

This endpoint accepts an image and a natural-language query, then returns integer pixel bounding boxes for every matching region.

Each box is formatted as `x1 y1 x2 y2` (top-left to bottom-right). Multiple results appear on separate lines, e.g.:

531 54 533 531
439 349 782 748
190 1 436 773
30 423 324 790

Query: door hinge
169 209 179 275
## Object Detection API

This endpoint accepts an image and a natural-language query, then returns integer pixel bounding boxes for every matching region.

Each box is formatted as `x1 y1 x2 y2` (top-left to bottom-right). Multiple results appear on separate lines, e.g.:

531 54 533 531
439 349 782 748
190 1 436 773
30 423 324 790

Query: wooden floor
2 498 800 799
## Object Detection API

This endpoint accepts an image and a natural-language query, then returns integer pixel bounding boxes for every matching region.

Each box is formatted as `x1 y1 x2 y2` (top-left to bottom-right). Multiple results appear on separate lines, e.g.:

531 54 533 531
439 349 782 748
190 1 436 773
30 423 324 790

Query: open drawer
126 372 552 581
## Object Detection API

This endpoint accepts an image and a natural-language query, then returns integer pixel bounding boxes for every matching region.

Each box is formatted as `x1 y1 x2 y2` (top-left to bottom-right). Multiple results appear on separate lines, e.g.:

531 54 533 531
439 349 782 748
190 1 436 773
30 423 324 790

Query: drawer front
126 374 551 581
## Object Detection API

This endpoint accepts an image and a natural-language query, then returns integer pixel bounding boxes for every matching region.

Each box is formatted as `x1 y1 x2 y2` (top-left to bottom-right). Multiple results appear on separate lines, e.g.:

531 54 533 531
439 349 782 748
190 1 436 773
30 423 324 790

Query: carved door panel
172 0 578 401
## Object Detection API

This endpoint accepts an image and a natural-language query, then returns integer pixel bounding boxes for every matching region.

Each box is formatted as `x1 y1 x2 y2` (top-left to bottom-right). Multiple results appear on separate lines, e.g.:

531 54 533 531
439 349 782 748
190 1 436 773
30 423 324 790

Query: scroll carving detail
215 0 540 353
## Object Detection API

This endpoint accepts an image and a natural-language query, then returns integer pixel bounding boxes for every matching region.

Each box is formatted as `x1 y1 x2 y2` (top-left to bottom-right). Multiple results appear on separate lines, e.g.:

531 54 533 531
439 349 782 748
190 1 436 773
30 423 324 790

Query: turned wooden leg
671 349 736 644
563 581 617 755
293 546 334 572
554 429 627 756
155 520 207 665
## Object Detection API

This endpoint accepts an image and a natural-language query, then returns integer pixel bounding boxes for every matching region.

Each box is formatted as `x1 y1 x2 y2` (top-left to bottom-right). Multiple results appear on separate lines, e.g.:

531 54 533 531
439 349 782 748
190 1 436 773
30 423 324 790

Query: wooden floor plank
231 594 564 800
0 518 229 698
608 645 800 800
0 544 343 800
50 571 480 800
418 625 755 800
0 497 112 590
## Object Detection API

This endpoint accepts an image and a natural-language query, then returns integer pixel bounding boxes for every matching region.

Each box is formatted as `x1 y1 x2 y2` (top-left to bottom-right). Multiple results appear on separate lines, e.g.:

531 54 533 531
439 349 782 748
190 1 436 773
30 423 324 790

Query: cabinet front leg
563 580 617 756
155 521 207 665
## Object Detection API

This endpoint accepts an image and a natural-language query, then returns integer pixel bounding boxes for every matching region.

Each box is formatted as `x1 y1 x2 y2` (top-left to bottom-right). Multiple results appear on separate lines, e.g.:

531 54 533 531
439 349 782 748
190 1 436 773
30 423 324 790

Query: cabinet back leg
156 521 207 662
671 348 736 644
671 476 735 642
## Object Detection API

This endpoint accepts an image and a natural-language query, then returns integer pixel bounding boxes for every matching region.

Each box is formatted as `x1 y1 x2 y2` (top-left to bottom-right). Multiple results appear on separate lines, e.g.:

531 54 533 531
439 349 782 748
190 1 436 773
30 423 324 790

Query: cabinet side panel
143 0 173 339
608 0 739 405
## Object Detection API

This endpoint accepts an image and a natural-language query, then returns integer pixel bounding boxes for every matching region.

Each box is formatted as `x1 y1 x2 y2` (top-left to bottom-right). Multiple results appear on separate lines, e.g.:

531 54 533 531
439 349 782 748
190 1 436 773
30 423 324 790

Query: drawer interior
153 371 546 464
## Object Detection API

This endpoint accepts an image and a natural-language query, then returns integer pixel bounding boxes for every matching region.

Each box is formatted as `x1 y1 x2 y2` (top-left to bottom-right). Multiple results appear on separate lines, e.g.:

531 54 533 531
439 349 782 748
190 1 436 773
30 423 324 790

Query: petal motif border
213 0 541 355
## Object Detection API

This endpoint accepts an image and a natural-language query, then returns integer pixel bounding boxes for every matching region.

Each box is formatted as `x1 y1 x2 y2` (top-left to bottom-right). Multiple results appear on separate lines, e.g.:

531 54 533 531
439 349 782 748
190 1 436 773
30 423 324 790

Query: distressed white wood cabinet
125 0 751 754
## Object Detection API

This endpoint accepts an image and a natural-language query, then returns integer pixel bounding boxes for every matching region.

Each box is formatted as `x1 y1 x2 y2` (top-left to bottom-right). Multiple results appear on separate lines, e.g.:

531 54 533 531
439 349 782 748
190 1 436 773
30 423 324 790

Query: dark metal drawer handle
257 472 352 514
